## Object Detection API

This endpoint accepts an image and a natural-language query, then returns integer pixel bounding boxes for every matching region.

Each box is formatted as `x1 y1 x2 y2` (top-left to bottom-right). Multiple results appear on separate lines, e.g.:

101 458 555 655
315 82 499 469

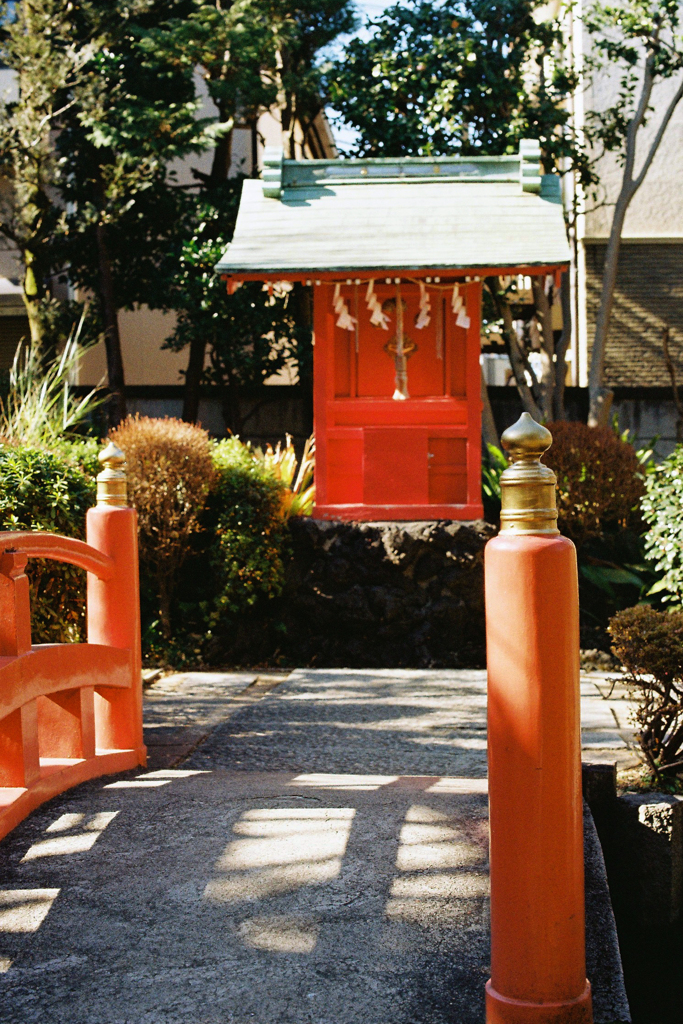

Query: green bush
139 435 291 667
544 421 645 547
609 604 683 776
0 445 96 642
642 445 683 606
206 437 289 621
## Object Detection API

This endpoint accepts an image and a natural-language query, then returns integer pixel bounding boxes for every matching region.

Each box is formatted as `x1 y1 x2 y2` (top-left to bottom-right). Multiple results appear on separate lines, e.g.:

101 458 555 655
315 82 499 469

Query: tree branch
633 74 683 192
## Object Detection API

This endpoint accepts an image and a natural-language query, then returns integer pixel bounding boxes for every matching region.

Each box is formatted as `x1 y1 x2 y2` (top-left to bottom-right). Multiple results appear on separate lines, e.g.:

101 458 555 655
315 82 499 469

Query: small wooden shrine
216 140 570 521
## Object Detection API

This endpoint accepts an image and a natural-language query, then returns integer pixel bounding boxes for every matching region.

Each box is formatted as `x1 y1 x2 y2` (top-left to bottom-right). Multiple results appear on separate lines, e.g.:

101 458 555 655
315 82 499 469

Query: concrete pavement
0 669 633 1023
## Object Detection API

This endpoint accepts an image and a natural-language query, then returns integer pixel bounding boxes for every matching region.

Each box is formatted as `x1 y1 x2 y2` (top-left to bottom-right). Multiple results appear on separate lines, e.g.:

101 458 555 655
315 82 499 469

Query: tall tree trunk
182 336 207 424
486 276 543 421
220 379 241 436
209 106 233 186
586 190 628 428
182 111 233 421
531 276 555 421
588 35 683 426
95 215 126 428
21 255 45 349
553 271 571 421
250 119 259 177
291 282 313 436
480 365 499 450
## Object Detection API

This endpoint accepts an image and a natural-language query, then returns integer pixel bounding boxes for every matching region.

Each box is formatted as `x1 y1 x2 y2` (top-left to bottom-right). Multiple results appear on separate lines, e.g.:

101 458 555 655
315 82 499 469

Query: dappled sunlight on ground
205 807 355 903
21 812 119 862
0 669 632 1023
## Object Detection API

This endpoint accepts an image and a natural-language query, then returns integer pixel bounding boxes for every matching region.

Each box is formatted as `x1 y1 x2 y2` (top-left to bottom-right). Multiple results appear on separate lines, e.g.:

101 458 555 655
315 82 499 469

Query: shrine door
313 279 483 521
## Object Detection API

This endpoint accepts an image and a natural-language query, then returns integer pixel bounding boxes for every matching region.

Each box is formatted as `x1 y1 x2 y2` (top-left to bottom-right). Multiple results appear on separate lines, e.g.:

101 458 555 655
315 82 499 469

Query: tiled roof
216 143 570 276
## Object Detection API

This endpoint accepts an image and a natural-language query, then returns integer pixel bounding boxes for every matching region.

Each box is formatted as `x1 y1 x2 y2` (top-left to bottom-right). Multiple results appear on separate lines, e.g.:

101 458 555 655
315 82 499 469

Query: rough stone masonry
211 518 495 669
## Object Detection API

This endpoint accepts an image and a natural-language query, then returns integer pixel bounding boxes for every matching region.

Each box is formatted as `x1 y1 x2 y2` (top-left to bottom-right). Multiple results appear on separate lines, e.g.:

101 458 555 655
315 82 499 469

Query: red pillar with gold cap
485 412 592 1024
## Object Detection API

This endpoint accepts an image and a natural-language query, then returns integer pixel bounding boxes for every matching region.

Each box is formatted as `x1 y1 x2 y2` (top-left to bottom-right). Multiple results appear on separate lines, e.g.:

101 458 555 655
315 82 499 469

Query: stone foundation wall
212 518 494 668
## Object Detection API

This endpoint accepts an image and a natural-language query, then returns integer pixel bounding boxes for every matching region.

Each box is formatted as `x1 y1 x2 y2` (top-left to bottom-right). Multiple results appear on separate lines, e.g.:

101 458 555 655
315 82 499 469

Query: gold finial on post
499 412 559 535
96 441 128 507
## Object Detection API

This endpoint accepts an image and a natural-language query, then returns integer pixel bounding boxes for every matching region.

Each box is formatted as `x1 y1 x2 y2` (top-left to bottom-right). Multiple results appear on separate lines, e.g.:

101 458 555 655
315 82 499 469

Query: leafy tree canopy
163 180 311 434
328 0 588 182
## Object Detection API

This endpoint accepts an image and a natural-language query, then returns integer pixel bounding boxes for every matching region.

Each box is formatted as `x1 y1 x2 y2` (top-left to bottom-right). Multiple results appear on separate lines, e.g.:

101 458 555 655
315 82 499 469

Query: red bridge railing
0 443 145 841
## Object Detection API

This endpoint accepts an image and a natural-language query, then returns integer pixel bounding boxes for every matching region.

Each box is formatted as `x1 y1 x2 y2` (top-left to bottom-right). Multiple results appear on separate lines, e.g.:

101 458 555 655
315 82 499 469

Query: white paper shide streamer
415 282 431 329
451 284 471 329
333 283 357 331
262 280 293 302
365 280 390 329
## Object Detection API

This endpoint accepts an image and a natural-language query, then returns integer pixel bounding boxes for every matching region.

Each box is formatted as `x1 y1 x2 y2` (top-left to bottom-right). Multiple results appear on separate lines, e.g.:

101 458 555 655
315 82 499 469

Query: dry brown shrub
609 605 683 775
543 421 644 547
110 415 215 637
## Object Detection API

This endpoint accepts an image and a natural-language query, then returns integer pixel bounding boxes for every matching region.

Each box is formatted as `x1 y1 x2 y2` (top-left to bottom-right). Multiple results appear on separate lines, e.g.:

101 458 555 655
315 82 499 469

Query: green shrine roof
216 141 570 278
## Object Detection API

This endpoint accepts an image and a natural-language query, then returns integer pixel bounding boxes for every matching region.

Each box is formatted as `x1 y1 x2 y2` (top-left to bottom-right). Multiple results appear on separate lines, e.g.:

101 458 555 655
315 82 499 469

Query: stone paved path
0 670 634 1024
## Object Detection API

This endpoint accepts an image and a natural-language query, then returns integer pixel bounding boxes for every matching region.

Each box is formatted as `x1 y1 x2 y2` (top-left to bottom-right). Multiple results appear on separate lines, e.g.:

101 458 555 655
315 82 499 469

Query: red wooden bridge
0 444 145 841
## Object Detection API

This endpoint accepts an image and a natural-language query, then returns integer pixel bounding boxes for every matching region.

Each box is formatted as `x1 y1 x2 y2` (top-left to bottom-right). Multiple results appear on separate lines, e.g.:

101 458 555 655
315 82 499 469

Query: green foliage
481 443 507 523
0 0 95 343
206 438 289 622
156 1 355 421
0 321 103 446
328 0 591 183
270 0 358 158
257 434 316 518
583 0 683 162
609 604 683 776
141 435 300 665
0 445 95 642
642 444 683 607
50 436 102 478
163 182 311 431
57 0 212 313
544 420 646 547
144 0 278 135
148 0 356 162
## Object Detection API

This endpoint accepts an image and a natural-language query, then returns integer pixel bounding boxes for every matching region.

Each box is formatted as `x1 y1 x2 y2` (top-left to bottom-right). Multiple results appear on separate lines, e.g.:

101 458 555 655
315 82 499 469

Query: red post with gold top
86 443 146 764
485 413 592 1024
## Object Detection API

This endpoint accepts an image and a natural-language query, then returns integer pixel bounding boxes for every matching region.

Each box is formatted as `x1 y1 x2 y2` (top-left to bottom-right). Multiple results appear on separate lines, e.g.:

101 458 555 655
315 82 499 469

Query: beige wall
583 41 683 239
78 306 186 386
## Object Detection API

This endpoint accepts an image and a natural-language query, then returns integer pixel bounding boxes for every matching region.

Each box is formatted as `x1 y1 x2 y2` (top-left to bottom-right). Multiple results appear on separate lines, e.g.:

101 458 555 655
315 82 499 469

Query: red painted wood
313 277 485 520
466 281 484 511
223 263 568 286
0 511 145 843
315 503 484 521
364 428 427 505
331 399 468 427
0 532 114 580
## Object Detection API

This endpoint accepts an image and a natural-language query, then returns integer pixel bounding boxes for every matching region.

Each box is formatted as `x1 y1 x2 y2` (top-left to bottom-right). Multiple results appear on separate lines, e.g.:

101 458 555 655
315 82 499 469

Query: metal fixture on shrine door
0 443 146 842
216 140 571 521
484 413 592 1024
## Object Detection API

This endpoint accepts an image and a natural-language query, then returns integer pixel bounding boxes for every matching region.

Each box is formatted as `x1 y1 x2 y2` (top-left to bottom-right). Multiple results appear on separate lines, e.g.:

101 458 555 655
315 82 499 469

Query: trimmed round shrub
544 421 644 546
110 416 215 638
642 445 683 606
0 444 95 642
609 604 683 774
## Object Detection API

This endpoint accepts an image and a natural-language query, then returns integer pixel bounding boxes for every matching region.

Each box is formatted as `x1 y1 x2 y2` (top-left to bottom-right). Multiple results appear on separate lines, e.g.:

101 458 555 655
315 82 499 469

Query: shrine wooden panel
313 279 483 521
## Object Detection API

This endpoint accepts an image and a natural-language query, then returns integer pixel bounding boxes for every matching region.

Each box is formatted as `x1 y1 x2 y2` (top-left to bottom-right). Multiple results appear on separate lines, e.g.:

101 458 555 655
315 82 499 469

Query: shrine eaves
216 140 570 523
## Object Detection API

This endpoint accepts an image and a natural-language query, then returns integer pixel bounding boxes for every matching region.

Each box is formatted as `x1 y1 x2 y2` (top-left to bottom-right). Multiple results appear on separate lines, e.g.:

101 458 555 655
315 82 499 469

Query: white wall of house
584 72 683 240
570 3 683 387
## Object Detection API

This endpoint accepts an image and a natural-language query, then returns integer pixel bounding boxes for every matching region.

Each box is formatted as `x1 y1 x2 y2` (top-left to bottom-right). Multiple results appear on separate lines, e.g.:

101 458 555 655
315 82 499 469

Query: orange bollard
485 414 592 1024
86 443 146 764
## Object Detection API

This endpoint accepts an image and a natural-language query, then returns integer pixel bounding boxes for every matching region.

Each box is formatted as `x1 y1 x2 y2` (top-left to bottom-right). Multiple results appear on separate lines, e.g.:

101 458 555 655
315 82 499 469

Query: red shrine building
216 140 570 521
